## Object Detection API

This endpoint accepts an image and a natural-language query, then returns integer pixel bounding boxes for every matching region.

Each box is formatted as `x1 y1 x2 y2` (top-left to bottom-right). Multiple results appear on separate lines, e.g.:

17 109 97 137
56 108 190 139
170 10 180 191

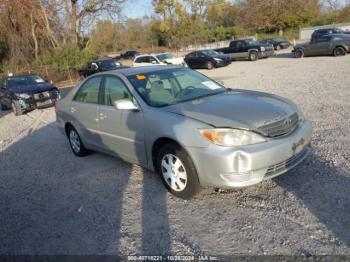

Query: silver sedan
56 66 312 199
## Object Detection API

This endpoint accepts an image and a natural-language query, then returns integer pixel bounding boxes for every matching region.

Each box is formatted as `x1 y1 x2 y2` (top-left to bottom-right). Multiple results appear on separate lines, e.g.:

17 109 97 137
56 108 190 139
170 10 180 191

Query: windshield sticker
202 81 221 90
136 75 146 80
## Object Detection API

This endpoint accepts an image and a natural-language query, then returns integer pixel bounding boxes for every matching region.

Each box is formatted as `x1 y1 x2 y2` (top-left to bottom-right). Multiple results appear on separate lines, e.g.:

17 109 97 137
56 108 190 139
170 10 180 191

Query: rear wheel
294 49 304 58
206 61 214 70
67 126 91 157
157 143 200 199
333 46 346 57
12 101 23 116
249 51 258 61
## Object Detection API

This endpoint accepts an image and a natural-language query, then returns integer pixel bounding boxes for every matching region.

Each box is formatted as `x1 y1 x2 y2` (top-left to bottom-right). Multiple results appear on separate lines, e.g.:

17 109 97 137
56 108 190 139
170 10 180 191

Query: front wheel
249 51 258 61
67 126 91 157
157 143 200 199
12 101 23 116
334 47 346 57
206 61 214 70
294 49 304 58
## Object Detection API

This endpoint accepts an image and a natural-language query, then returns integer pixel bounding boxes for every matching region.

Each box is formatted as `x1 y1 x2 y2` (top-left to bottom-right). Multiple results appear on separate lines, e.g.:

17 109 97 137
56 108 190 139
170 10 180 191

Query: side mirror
114 99 139 111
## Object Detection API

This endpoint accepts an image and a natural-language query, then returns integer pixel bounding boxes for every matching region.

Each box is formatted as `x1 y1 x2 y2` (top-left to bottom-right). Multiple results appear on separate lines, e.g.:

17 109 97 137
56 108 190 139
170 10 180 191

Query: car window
316 36 332 43
186 52 197 58
74 77 102 104
135 56 148 63
103 76 132 106
149 56 158 64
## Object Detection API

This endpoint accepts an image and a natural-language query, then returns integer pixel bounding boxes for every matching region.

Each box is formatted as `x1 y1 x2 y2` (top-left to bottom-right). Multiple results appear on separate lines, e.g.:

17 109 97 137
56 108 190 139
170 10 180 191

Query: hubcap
161 154 187 192
69 130 81 153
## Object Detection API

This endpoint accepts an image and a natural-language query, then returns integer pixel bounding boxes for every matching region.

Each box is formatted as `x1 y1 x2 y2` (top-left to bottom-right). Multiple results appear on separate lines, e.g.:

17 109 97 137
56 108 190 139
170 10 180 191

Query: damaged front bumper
186 120 312 188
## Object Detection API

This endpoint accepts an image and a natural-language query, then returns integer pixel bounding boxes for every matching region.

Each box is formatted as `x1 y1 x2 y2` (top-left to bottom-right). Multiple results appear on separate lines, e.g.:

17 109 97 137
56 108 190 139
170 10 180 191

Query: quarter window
74 77 102 104
103 76 132 106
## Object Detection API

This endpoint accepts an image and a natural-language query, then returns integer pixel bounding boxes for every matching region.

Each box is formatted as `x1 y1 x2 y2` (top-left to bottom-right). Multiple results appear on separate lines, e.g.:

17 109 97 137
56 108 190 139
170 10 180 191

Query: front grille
258 113 299 137
265 148 309 178
34 91 51 100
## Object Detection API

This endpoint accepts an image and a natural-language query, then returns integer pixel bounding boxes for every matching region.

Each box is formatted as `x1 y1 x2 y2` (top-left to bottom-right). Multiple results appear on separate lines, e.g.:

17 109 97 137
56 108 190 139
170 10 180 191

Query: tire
294 49 304 58
275 45 281 51
67 126 91 157
12 100 23 116
206 61 214 70
157 143 201 199
0 102 8 111
249 51 258 61
333 46 346 57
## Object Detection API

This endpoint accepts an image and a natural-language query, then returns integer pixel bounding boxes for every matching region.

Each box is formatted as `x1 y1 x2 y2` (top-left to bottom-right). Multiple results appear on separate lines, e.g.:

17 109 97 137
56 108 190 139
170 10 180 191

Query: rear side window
74 77 102 104
135 56 149 63
103 76 132 106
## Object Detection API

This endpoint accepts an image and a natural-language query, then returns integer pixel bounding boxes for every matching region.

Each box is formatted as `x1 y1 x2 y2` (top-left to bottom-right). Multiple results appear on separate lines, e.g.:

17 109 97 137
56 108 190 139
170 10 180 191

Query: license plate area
37 99 52 107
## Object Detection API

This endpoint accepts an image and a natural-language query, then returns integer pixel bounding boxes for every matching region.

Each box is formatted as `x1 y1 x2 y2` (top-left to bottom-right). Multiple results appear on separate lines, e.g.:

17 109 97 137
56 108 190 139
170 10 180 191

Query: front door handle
99 113 107 120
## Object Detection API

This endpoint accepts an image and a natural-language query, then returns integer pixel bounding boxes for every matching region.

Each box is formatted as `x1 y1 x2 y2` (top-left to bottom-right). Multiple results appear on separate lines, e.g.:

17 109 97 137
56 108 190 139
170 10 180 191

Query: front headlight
214 58 223 62
16 93 30 99
199 128 266 147
261 46 266 51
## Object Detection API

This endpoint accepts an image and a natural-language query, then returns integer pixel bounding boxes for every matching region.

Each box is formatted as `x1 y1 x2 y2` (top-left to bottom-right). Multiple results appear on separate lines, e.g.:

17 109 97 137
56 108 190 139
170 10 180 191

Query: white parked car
133 53 186 67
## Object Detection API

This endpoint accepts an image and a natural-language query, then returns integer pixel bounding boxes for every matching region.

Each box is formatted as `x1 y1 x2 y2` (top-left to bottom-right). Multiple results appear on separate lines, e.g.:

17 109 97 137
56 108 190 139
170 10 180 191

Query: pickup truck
78 58 128 78
215 39 275 61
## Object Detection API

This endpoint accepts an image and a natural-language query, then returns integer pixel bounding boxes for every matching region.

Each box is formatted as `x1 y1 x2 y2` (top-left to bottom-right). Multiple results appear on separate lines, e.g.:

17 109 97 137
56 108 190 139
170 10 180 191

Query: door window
74 77 102 104
135 56 149 63
103 76 132 106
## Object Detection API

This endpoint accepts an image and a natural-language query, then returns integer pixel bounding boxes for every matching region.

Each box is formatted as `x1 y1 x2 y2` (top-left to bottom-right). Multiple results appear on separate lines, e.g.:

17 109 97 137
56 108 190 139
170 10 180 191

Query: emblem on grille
284 118 292 127
39 93 45 99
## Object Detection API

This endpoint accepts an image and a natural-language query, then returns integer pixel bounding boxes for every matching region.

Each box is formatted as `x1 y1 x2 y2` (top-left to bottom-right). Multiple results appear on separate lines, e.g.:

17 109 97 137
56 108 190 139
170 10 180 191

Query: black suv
215 39 275 61
0 74 60 116
259 38 291 50
311 27 350 41
78 58 128 78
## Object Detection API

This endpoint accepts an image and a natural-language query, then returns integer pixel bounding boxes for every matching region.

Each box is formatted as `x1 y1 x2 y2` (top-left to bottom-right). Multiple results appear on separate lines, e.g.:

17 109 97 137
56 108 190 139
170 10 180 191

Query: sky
121 0 153 19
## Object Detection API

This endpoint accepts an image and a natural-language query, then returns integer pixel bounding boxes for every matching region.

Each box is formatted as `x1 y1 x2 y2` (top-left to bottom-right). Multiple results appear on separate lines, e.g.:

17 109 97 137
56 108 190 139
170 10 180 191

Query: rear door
70 76 102 149
97 75 147 165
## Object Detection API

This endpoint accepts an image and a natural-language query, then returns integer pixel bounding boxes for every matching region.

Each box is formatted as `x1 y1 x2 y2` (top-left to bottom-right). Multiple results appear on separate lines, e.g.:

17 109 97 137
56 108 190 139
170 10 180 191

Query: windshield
8 75 45 88
201 50 220 56
99 60 121 69
128 68 226 107
156 53 173 62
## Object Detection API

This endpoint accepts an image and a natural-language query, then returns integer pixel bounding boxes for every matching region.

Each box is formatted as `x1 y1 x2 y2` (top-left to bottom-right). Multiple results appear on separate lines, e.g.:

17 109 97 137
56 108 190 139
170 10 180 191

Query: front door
98 75 147 166
70 76 102 149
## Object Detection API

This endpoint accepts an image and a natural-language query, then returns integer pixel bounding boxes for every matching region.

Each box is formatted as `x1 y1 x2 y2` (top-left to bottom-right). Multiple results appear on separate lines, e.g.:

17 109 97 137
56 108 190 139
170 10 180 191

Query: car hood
163 90 298 130
10 83 57 94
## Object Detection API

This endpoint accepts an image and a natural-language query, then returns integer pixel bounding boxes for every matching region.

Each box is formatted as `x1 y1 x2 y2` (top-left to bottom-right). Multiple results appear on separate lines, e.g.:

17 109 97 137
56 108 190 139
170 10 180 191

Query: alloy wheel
69 129 81 153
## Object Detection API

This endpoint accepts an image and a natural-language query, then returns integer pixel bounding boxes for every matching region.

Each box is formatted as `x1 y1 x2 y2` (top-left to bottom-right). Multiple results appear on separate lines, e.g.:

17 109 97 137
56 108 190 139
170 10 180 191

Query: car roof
108 65 183 77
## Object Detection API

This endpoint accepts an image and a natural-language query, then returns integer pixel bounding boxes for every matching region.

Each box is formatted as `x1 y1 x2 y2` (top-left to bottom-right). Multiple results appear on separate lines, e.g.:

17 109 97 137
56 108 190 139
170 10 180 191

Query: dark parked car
184 49 231 69
120 50 141 60
259 38 291 50
0 74 60 116
293 34 350 58
215 39 274 61
78 58 128 78
311 27 350 42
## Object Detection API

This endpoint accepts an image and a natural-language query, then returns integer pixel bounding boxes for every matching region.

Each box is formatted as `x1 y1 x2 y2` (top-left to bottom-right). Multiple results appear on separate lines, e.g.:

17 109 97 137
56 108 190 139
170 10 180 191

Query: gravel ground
1 50 350 256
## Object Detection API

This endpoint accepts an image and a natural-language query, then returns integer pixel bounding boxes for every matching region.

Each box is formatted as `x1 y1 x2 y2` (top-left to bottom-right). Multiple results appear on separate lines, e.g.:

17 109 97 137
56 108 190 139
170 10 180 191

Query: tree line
0 0 350 73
